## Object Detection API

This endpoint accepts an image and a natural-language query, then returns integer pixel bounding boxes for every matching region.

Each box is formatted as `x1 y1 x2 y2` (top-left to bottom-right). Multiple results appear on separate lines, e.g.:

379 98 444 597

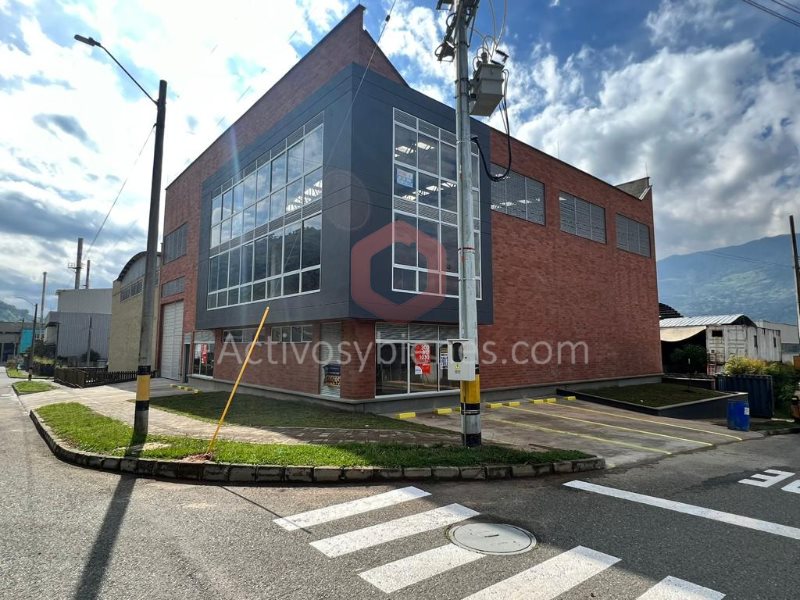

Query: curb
29 409 606 485
759 426 800 436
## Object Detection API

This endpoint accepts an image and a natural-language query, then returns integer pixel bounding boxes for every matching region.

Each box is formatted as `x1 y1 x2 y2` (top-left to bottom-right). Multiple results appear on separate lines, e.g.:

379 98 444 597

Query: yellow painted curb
434 408 454 415
396 412 416 419
546 398 557 403
531 399 545 404
486 402 503 409
565 395 577 401
505 401 521 407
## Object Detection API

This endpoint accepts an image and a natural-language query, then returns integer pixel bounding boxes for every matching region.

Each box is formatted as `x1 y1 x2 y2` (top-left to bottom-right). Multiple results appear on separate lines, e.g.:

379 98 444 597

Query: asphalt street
2 369 799 599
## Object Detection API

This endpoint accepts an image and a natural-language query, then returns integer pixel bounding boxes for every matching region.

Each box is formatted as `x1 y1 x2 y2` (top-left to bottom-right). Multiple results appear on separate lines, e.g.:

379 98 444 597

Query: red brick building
158 6 661 409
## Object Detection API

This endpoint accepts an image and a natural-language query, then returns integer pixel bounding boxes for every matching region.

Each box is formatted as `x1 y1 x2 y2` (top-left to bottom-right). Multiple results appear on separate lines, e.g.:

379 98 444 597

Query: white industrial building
44 288 112 365
660 314 782 374
755 320 800 364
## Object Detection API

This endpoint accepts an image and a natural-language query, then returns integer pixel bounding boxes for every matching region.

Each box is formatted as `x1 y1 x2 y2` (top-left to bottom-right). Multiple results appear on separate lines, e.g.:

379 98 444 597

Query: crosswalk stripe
310 503 479 558
359 543 484 593
461 546 620 600
273 486 430 531
636 576 725 599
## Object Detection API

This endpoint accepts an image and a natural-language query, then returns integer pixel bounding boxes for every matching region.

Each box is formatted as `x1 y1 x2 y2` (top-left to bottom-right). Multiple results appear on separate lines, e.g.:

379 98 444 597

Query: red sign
421 363 431 375
201 344 208 364
414 343 431 365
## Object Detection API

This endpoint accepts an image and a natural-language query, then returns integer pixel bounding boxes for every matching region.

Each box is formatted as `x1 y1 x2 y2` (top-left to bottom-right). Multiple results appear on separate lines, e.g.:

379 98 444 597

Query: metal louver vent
376 323 409 340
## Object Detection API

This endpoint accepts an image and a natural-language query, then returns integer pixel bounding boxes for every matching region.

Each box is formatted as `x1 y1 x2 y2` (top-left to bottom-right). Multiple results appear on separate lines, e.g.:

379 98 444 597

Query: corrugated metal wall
54 313 112 360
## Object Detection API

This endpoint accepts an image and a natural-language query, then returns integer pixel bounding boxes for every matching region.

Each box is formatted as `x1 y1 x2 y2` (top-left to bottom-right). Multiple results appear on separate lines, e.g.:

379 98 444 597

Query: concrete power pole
39 272 46 348
73 237 84 290
790 216 800 340
85 260 91 289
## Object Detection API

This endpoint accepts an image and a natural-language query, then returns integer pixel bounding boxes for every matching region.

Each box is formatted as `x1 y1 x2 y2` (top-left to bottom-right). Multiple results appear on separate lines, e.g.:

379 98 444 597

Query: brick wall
479 133 662 388
340 319 377 400
160 6 404 339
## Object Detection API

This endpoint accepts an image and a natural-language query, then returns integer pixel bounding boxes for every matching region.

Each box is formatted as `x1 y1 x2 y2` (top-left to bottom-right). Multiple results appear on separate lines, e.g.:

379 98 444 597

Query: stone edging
29 409 605 484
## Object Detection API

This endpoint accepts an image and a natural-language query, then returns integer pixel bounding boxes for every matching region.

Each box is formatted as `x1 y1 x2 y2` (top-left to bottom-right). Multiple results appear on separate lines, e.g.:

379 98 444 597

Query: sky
1 0 799 316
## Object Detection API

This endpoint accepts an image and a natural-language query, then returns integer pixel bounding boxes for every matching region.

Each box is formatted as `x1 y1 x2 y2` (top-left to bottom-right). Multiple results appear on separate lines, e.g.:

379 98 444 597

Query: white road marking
783 480 800 494
461 546 620 600
636 576 725 599
310 503 479 557
739 469 795 488
564 480 800 541
273 486 430 531
359 543 484 593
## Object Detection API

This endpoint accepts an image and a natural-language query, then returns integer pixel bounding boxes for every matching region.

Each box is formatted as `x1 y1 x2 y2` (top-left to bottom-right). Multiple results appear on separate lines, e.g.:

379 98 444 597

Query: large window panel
287 141 304 182
217 252 229 291
302 268 320 292
417 218 439 271
302 215 321 269
243 205 256 233
271 152 286 192
286 179 304 214
256 199 269 228
440 180 457 213
304 168 322 204
394 125 416 167
394 165 416 201
417 134 438 174
222 189 233 219
270 188 285 221
304 126 323 171
394 214 417 267
228 246 241 288
283 222 301 272
418 173 439 207
254 237 267 281
243 173 256 207
267 231 283 277
211 195 222 224
209 256 219 292
230 211 243 239
256 165 270 200
241 243 254 284
441 224 458 274
440 143 457 181
233 182 244 213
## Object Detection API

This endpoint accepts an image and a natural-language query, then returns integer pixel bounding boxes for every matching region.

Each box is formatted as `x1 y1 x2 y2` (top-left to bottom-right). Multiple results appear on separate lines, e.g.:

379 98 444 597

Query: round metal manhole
447 523 537 556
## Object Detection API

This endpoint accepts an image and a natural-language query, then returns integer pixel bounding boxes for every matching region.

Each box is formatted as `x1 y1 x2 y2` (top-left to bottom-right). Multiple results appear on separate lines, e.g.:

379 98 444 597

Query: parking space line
310 503 479 557
274 486 430 531
564 480 800 541
359 543 483 593
461 545 620 600
491 417 672 455
505 405 713 447
541 402 743 441
635 576 725 599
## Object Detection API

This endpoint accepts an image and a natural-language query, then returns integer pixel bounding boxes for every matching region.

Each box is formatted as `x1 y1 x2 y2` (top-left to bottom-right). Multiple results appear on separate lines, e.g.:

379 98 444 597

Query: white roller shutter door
160 301 183 380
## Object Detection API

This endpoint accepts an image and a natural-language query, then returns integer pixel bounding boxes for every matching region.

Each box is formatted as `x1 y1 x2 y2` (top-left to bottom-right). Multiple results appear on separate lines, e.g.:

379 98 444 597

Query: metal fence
54 367 138 388
716 374 774 418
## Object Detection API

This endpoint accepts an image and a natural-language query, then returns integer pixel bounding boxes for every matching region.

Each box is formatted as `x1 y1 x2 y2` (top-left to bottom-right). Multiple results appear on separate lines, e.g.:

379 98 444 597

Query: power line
740 0 800 29
699 249 793 269
85 125 156 260
769 0 800 17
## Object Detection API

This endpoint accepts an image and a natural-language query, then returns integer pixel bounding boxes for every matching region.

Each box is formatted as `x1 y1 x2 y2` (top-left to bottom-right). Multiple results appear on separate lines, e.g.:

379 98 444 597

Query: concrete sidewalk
407 395 763 467
12 372 458 446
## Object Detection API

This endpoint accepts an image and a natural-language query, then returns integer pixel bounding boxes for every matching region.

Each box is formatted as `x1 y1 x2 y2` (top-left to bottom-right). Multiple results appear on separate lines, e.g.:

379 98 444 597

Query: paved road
2 369 799 599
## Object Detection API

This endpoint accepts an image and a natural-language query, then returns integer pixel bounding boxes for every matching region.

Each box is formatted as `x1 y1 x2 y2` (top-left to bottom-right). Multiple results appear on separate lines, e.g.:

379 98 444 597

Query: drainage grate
447 523 537 556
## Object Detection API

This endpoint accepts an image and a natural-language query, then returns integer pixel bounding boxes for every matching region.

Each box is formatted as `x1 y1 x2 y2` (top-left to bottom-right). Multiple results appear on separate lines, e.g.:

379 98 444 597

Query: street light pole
74 34 166 440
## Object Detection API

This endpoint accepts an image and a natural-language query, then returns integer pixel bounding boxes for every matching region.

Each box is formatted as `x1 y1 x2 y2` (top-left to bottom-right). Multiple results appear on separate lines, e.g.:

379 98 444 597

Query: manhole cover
447 523 536 555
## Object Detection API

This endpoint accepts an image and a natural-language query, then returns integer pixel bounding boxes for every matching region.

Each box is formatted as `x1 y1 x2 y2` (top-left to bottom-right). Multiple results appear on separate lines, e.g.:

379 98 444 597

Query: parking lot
406 396 763 467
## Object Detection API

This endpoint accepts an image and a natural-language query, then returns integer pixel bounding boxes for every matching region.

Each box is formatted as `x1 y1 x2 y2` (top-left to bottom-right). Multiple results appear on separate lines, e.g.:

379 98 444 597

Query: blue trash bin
727 398 750 431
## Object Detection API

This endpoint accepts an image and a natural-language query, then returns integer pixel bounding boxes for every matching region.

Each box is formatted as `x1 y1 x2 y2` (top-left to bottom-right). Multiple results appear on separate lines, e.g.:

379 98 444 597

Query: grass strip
6 368 27 378
36 403 590 467
148 392 447 433
582 383 728 408
13 381 55 395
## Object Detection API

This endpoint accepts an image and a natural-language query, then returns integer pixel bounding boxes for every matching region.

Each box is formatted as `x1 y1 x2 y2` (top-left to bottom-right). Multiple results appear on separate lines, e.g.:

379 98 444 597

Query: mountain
0 299 33 322
657 234 799 325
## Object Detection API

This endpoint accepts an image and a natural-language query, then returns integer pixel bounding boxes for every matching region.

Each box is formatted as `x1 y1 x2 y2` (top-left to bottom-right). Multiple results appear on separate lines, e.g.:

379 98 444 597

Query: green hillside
0 299 33 323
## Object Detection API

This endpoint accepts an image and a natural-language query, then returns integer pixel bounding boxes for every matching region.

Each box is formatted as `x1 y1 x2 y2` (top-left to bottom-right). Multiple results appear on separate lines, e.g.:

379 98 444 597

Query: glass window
217 290 227 307
304 168 322 205
291 325 302 342
440 180 457 213
394 125 416 166
270 189 285 221
394 165 416 201
210 225 220 248
220 218 231 243
243 205 256 233
286 179 304 214
417 134 438 174
256 165 270 200
217 252 229 290
271 152 286 192
193 342 215 377
228 286 239 305
302 268 320 292
376 343 408 395
440 143 457 180
441 224 458 273
211 195 222 224
271 327 281 343
284 273 300 295
230 212 243 239
304 126 323 171
281 328 291 343
302 215 321 269
256 199 269 228
209 256 220 292
240 285 252 303
394 267 416 291
267 231 282 277
302 324 313 342
418 218 439 271
240 243 253 284
267 277 282 298
287 140 304 182
418 173 438 207
394 214 417 267
222 189 233 219
207 293 217 310
254 237 267 281
243 173 256 207
233 182 244 213
283 222 301 272
252 281 266 301
228 246 241 288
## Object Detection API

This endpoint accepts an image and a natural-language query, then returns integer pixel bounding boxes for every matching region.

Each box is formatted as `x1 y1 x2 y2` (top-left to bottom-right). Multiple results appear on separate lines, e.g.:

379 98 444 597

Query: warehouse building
158 6 661 406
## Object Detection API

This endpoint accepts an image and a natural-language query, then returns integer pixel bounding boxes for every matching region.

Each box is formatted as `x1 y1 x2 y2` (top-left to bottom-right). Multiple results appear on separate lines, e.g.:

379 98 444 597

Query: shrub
5 360 17 371
669 345 708 374
723 356 767 375
765 362 800 414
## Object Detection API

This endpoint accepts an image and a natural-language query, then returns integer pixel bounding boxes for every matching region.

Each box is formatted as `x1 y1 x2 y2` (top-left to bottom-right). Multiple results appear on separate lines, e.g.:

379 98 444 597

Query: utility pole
72 237 83 290
85 260 91 289
437 0 482 447
86 316 93 367
39 271 46 349
29 303 37 379
790 216 800 340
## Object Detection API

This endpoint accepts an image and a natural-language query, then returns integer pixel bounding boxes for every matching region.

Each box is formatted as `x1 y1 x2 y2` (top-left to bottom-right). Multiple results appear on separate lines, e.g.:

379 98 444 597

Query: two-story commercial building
158 6 661 408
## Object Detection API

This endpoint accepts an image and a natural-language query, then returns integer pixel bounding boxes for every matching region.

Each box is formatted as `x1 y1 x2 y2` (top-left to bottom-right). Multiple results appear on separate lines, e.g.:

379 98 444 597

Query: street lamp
75 33 167 440
14 297 38 379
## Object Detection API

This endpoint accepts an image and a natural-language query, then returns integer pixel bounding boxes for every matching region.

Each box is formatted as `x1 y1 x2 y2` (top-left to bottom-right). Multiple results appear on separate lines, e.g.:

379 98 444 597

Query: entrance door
160 301 183 380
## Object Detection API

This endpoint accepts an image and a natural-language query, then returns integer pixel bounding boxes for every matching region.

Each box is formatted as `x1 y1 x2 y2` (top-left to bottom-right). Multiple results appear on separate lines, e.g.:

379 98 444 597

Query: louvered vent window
615 214 651 257
490 166 545 225
559 192 606 243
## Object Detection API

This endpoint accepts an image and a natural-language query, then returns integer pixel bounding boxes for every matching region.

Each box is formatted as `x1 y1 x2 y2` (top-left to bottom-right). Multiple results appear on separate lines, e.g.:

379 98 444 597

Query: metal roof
659 314 755 328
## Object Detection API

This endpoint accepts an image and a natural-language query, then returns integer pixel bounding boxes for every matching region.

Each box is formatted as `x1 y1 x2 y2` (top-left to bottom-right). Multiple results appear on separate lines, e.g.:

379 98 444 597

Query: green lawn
148 392 445 433
582 383 728 408
13 380 55 395
37 403 590 467
6 368 26 378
